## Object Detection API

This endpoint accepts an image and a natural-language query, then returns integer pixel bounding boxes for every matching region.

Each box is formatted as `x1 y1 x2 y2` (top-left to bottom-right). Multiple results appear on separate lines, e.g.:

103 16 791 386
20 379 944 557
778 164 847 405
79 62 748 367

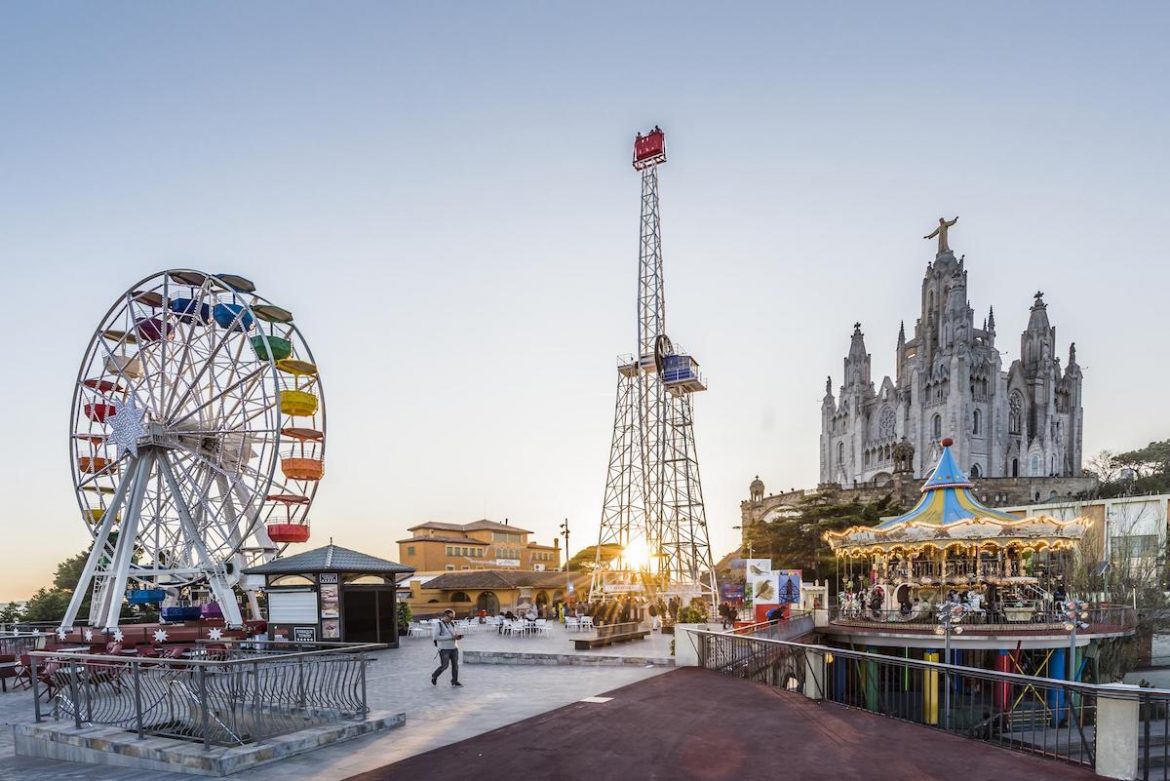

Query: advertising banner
777 569 803 605
720 582 745 603
745 558 774 607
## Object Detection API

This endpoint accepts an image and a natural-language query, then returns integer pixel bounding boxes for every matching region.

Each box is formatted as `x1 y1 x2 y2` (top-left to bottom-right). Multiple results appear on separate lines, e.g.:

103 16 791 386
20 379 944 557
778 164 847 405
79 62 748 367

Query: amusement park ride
63 271 325 630
589 127 719 613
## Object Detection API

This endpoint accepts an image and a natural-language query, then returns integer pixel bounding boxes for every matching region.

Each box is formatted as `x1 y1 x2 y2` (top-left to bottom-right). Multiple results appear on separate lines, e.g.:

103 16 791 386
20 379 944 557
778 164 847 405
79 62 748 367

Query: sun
622 538 652 569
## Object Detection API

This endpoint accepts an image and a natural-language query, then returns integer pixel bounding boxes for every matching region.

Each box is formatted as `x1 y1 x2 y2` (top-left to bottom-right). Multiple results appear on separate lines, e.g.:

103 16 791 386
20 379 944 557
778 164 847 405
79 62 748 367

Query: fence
28 640 383 749
830 603 1137 632
688 627 1170 778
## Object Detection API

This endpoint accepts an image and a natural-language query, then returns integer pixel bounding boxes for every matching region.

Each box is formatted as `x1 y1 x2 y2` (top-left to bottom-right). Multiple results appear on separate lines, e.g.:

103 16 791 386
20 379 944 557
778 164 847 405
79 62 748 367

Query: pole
942 623 951 731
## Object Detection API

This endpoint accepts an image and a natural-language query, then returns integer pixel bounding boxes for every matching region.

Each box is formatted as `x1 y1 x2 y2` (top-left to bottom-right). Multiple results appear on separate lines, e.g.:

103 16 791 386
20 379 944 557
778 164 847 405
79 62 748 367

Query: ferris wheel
63 270 326 630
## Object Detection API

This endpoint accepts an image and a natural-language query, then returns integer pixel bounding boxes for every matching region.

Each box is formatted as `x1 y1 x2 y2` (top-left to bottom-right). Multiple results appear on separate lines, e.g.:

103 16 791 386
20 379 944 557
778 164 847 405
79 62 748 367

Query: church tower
819 218 1082 487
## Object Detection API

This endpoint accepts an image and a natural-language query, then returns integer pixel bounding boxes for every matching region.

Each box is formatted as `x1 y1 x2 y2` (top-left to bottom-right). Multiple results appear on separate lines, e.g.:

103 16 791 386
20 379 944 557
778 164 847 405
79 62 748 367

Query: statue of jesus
924 216 959 255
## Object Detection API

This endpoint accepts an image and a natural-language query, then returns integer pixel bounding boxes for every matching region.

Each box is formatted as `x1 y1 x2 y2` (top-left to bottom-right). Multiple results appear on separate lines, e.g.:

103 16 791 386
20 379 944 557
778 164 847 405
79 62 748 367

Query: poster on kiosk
745 559 777 622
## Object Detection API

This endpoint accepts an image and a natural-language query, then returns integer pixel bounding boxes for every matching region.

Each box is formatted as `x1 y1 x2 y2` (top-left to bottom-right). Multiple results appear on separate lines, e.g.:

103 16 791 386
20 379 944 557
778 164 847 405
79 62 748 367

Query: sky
1 3 1168 601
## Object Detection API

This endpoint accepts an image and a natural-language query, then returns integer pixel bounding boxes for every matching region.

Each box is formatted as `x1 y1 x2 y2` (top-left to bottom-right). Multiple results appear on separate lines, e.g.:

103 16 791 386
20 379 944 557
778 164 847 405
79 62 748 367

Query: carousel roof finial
921 436 973 492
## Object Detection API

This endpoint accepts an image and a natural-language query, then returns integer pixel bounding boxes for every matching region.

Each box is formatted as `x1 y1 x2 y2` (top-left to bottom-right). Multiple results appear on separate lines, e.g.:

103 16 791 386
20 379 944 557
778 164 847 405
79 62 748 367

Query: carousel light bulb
1063 623 1074 631
934 626 945 636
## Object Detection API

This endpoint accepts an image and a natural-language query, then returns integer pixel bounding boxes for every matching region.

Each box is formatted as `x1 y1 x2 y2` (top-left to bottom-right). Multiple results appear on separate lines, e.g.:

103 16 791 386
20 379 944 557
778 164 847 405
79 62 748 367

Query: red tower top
633 126 666 170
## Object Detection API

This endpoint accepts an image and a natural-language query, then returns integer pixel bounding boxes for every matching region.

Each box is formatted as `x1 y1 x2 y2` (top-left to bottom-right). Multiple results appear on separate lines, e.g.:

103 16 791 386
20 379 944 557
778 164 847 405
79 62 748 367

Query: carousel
824 438 1092 624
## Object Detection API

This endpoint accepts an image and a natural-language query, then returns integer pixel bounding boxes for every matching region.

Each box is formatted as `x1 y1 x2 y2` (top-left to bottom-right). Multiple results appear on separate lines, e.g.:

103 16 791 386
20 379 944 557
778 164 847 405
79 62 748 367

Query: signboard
319 573 339 584
744 559 774 607
720 583 745 603
322 621 340 640
319 584 339 619
602 584 644 594
777 569 802 605
292 626 317 642
494 559 521 567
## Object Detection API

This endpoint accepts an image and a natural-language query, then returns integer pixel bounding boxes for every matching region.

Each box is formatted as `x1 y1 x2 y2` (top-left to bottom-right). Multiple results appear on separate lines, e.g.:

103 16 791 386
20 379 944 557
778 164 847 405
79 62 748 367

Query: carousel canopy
824 438 1091 556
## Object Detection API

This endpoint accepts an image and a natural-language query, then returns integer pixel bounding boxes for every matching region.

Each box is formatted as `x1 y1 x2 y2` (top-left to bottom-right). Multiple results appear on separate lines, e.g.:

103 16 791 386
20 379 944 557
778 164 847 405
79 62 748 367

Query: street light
934 603 967 730
1063 598 1090 683
559 519 571 609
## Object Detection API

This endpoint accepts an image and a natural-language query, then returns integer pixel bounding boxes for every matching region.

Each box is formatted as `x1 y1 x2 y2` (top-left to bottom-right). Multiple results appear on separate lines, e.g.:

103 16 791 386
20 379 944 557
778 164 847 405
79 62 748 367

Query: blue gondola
169 297 211 324
161 606 202 622
212 303 254 331
128 588 166 605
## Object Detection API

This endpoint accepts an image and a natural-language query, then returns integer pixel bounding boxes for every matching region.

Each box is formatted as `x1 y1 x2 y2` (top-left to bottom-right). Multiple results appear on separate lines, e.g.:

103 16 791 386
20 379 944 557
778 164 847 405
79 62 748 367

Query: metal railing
691 628 1127 770
730 612 815 641
0 631 51 657
830 604 1137 632
28 640 383 749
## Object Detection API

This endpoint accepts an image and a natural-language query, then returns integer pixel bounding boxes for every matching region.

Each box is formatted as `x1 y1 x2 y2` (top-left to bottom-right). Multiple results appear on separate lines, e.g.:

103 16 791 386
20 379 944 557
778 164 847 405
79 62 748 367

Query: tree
745 493 905 583
21 588 72 623
1086 439 1170 498
564 544 622 572
0 602 23 625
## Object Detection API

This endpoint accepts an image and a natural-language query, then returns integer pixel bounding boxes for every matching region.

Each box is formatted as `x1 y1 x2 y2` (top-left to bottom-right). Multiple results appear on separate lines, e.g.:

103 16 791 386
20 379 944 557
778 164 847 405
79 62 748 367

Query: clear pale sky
2 4 1167 601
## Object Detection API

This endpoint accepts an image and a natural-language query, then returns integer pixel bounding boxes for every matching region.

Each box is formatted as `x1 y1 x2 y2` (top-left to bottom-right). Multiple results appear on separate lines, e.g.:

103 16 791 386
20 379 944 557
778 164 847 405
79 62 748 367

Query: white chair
579 617 594 631
564 617 580 632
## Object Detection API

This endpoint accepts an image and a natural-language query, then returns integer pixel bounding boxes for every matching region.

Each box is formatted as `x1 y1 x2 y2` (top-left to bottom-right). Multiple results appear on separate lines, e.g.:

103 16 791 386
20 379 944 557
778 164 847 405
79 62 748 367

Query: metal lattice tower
590 127 718 614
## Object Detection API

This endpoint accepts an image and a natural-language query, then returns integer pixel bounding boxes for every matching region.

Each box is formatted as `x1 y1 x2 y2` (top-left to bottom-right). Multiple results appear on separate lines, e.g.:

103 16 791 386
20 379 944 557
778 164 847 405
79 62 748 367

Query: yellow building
406 569 589 618
396 519 561 573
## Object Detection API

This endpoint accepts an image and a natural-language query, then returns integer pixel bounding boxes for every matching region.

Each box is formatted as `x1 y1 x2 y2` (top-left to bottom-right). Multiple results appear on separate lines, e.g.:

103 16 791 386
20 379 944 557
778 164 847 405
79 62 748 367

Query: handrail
683 626 1161 700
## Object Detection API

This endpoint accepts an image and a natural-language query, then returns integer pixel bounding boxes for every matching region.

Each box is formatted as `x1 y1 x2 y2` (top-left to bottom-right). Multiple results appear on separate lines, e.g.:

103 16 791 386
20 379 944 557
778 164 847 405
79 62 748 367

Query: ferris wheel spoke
168 451 247 557
158 456 231 578
213 374 272 436
160 279 216 420
164 310 251 425
119 290 171 418
90 333 157 416
169 364 267 429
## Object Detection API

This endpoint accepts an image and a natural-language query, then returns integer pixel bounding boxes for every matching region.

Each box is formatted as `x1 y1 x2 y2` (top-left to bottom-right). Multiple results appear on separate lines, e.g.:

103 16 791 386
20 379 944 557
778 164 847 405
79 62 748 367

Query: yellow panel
277 358 318 377
280 389 318 417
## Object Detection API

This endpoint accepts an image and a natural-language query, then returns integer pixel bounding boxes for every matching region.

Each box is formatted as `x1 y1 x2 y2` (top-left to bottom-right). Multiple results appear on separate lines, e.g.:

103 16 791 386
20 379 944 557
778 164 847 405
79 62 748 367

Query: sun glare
622 538 652 569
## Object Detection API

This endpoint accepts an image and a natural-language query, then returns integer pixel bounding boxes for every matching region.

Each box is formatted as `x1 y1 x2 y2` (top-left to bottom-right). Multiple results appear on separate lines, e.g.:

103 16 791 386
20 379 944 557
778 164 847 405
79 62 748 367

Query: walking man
431 609 463 687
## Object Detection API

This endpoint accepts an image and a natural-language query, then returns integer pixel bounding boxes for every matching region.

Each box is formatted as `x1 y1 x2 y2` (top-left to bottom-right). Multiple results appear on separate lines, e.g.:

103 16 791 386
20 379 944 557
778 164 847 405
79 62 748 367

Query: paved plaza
352 667 1101 781
0 626 670 780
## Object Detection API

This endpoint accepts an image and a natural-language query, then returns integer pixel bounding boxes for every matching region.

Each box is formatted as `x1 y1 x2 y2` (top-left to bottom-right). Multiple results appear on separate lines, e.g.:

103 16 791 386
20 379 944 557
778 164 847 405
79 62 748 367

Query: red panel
84 403 117 423
267 523 311 543
634 127 665 162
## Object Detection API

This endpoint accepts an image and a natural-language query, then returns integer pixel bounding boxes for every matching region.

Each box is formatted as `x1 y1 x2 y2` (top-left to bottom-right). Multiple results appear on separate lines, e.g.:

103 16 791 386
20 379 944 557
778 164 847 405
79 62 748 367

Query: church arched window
970 463 982 478
838 442 845 468
1009 393 1023 435
932 414 942 440
1030 454 1040 476
973 409 982 436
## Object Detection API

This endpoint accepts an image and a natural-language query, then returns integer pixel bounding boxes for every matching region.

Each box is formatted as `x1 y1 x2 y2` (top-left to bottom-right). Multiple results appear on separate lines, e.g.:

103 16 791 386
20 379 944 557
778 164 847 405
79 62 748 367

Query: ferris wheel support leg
159 456 245 628
97 452 154 630
61 462 136 629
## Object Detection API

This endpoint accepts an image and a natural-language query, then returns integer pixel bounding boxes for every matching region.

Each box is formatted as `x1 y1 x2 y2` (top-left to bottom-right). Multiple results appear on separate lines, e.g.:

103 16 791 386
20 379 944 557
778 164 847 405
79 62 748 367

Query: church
819 218 1084 487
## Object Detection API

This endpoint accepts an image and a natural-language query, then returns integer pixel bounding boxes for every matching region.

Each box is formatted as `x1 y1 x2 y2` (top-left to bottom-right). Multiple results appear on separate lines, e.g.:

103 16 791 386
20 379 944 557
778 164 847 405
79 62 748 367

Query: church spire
987 305 996 332
897 320 906 344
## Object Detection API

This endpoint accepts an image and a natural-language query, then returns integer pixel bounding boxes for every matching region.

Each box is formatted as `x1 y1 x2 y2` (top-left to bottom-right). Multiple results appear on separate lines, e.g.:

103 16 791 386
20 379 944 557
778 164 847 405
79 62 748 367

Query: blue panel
170 297 211 324
213 303 254 331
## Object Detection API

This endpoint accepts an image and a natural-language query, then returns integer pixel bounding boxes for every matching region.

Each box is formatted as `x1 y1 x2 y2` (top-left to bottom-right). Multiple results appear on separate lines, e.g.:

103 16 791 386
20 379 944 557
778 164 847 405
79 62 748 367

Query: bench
572 622 650 650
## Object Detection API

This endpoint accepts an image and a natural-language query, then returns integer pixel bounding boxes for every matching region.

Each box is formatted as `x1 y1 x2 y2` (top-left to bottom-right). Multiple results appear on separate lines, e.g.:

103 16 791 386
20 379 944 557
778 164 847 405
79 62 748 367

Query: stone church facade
819 229 1084 487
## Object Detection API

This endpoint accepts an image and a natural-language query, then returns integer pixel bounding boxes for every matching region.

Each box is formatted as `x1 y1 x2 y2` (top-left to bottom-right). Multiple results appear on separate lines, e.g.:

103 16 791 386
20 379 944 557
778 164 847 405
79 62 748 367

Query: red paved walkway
344 668 1099 781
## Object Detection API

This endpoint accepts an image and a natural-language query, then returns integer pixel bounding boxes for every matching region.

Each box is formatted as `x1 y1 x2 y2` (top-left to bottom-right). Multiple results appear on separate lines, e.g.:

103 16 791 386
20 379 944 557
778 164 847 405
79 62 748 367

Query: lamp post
559 518 571 603
1063 598 1089 682
934 603 966 731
